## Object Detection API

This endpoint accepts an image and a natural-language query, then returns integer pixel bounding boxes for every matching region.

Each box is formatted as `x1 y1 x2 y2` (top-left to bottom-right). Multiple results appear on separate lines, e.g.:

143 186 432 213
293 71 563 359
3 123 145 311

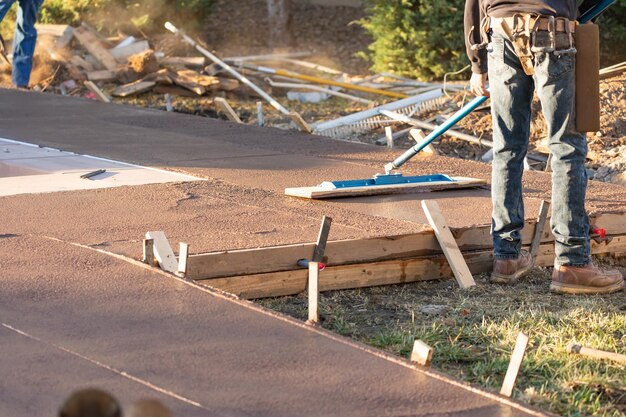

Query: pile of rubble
32 23 240 100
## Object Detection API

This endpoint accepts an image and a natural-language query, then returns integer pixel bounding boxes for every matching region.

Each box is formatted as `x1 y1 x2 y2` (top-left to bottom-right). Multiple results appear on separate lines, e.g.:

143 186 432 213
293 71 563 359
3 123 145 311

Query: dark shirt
464 0 579 73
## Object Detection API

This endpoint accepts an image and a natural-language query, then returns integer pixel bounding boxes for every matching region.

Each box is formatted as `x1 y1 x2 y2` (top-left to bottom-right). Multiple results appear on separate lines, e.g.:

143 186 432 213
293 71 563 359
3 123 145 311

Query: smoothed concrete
1 88 618 416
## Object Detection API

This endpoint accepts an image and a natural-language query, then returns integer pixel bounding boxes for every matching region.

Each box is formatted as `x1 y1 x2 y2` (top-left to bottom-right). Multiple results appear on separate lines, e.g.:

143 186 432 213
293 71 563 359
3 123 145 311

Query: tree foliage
357 0 467 81
358 0 626 81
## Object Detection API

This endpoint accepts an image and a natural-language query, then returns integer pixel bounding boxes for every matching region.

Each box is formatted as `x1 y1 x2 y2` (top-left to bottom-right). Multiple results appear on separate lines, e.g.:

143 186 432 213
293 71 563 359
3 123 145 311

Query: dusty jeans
487 28 590 266
0 0 44 87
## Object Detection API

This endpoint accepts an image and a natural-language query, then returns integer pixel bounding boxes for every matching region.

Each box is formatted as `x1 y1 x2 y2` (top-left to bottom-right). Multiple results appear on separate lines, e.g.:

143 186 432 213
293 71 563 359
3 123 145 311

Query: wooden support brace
84 81 111 103
307 261 320 324
409 129 437 155
500 332 529 397
421 200 476 289
289 111 313 134
385 126 394 149
145 231 178 274
410 340 433 366
143 238 155 266
214 97 243 124
530 200 550 262
567 343 626 364
178 242 189 276
313 216 332 263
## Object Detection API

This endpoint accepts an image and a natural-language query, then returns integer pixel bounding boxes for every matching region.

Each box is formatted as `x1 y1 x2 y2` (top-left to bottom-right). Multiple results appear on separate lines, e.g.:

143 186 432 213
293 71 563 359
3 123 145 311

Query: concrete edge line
40 234 551 417
0 322 212 412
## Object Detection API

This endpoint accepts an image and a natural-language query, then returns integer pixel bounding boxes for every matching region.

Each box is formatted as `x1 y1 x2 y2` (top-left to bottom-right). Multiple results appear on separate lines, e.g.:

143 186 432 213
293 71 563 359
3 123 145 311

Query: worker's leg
488 29 534 259
534 34 590 266
0 0 17 21
12 0 43 87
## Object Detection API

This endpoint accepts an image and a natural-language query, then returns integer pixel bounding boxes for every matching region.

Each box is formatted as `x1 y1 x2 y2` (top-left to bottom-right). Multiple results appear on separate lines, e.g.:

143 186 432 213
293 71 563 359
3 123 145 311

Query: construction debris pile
10 22 626 181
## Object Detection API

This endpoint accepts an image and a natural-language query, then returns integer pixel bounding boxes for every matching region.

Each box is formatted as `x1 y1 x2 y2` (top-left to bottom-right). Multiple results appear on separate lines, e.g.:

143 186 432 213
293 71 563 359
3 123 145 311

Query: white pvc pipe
165 22 291 115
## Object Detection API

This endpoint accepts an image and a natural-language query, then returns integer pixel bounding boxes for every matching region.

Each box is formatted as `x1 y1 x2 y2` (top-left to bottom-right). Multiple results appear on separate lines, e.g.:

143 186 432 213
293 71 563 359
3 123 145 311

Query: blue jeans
488 28 590 266
0 0 43 87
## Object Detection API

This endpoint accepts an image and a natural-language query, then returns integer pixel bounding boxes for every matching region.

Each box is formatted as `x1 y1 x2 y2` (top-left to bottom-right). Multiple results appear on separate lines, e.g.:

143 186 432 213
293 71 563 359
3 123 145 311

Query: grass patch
258 264 626 416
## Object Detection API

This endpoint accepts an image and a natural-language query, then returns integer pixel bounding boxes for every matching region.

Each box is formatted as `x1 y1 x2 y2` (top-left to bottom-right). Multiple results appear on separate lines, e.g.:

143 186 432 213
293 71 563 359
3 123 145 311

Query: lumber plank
110 40 150 62
284 177 487 199
71 56 95 72
421 200 476 289
500 333 529 397
87 69 118 82
160 56 206 67
214 97 242 123
111 80 156 97
197 234 626 299
83 81 111 103
169 71 207 96
289 111 313 133
145 231 178 274
73 27 119 71
530 200 550 261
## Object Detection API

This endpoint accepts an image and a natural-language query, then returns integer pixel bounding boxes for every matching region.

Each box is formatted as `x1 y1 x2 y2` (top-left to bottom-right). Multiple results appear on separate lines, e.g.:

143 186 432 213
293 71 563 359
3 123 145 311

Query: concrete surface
1 88 622 416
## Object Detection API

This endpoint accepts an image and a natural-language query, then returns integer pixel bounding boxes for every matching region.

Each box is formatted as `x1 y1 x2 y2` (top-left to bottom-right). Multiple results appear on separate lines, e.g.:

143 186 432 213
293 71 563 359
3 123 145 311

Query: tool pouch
575 22 600 132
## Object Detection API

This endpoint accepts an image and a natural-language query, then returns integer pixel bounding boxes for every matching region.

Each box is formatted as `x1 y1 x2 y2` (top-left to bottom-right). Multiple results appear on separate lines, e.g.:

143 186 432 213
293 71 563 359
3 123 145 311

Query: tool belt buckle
531 16 555 53
554 17 576 56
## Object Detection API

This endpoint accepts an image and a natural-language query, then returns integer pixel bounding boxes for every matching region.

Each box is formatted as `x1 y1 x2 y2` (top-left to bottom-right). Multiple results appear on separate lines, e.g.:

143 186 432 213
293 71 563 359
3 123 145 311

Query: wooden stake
145 231 178 274
410 340 433 366
385 126 394 149
567 343 626 364
289 111 313 133
84 81 111 103
307 261 319 324
257 101 264 127
421 200 476 289
143 238 155 266
544 153 553 172
178 242 189 276
530 200 550 262
214 97 243 124
500 332 529 397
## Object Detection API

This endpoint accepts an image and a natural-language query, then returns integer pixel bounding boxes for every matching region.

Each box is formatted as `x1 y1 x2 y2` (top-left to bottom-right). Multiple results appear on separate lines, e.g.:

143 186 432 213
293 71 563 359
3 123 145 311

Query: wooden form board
421 200 476 289
73 27 119 71
185 212 626 280
284 177 487 199
110 40 151 62
197 233 626 299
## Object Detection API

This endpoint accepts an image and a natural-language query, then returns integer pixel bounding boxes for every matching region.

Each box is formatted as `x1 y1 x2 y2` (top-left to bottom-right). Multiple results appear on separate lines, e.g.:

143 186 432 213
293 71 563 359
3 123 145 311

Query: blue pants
488 28 590 266
0 0 44 87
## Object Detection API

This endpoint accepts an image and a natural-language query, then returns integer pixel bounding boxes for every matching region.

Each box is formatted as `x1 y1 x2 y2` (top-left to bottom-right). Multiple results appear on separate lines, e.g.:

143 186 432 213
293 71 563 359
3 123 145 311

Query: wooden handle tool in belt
498 19 535 76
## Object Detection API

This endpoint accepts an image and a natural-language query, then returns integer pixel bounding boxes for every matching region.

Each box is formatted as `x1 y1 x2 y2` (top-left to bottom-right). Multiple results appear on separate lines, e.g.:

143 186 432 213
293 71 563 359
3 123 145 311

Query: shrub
358 0 626 81
357 0 467 81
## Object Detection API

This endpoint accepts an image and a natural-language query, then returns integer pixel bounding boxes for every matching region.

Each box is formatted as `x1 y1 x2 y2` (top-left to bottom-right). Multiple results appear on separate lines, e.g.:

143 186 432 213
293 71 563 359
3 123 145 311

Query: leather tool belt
470 14 577 76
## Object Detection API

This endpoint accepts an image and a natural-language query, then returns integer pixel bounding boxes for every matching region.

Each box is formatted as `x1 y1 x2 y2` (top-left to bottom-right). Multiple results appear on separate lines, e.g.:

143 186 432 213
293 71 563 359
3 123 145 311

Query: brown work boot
551 263 624 294
491 250 534 284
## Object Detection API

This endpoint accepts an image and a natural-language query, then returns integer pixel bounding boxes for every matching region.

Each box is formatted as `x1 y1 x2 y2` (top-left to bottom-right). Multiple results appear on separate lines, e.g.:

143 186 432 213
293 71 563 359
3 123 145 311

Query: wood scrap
215 77 239 92
128 49 159 74
83 81 111 103
87 70 119 82
111 80 156 97
110 40 151 62
73 26 119 71
169 70 207 95
214 97 243 123
142 69 173 85
153 84 199 98
500 333 529 397
410 340 433 366
70 55 95 72
161 56 206 68
145 231 178 274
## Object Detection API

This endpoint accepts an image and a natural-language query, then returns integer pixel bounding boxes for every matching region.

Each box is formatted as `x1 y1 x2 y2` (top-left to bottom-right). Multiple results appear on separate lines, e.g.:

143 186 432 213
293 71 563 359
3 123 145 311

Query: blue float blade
322 173 454 189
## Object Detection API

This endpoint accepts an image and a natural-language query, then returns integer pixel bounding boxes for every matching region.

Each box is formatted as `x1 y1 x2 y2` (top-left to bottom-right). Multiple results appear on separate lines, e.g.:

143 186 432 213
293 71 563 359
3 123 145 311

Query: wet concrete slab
0 234 542 417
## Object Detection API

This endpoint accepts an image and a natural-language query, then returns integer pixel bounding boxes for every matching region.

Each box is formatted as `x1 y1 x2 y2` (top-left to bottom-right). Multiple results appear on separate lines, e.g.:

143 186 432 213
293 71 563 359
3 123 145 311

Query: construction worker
464 0 624 294
0 0 44 88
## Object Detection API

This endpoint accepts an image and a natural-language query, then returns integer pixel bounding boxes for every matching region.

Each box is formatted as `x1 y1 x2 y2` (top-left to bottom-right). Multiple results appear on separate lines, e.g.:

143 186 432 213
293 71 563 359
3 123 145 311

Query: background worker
464 0 624 294
0 0 44 88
